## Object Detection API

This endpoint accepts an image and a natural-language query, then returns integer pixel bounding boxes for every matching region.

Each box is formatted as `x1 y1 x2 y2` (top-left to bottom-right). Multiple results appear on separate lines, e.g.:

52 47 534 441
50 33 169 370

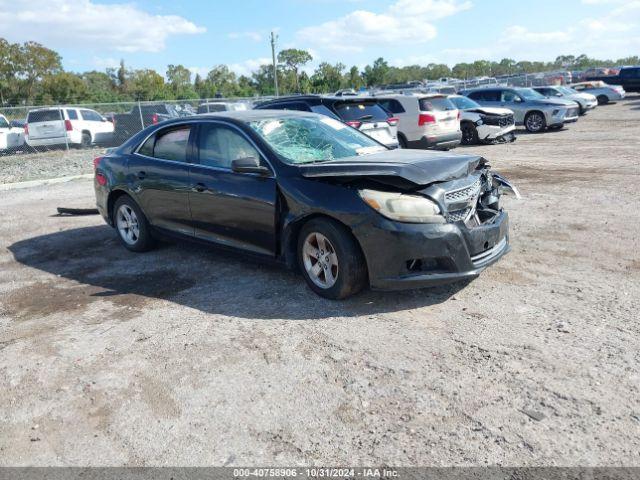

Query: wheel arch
281 212 367 275
107 189 133 225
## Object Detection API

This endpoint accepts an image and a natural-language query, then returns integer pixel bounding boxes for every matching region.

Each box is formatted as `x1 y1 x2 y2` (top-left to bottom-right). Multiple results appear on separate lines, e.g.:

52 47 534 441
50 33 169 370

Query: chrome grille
444 178 481 203
447 207 471 222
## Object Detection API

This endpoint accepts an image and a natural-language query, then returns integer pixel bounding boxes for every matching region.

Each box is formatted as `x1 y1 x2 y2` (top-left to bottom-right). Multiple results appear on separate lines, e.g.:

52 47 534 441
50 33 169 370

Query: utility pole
270 31 279 96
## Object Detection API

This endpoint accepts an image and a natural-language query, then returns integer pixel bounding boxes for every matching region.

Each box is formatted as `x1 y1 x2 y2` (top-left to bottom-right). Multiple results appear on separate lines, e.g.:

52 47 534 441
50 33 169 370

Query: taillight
24 124 29 136
94 157 107 185
387 117 399 126
151 114 159 124
346 120 362 128
65 119 73 131
418 113 436 126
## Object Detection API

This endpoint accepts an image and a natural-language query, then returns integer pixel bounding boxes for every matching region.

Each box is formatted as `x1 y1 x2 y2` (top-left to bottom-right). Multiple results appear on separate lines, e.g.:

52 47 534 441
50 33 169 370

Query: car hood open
297 150 485 188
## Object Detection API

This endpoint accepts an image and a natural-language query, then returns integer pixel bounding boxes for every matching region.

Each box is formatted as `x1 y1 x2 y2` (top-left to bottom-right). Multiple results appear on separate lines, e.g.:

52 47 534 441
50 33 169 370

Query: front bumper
477 124 516 142
354 211 510 290
407 131 462 150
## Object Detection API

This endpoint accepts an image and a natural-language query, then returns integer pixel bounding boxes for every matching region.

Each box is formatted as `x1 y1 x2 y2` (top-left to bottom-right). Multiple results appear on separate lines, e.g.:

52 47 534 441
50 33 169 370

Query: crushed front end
353 166 517 290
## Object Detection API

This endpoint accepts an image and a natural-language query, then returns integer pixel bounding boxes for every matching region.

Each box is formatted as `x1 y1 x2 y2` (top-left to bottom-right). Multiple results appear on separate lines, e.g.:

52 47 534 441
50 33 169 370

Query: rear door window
334 102 389 122
151 126 191 162
80 109 101 121
418 97 456 111
468 90 499 102
378 99 406 114
67 109 79 120
27 110 63 122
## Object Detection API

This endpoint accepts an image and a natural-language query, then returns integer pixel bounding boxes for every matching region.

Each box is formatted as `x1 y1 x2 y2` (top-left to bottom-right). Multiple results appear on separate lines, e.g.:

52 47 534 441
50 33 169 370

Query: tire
460 122 479 145
397 134 408 149
577 103 585 115
524 111 546 133
597 95 609 105
297 218 367 300
81 132 91 149
113 195 155 252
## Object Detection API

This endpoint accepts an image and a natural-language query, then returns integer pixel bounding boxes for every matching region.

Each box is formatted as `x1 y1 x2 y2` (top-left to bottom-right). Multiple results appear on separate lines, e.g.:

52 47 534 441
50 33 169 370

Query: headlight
359 189 444 223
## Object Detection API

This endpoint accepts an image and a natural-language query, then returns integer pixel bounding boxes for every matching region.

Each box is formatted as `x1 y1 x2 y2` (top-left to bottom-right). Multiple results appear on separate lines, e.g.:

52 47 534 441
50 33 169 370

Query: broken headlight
359 189 444 224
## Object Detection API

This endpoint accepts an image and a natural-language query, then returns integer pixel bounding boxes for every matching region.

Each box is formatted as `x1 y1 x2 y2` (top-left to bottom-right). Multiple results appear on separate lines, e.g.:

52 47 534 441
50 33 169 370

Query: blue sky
1 0 638 77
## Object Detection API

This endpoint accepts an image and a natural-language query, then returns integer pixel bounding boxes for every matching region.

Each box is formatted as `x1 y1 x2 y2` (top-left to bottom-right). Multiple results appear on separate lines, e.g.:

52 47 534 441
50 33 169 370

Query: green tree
82 71 120 103
311 62 345 92
363 57 389 86
128 69 166 101
346 66 364 90
19 41 62 103
277 48 313 93
36 72 87 104
166 64 196 99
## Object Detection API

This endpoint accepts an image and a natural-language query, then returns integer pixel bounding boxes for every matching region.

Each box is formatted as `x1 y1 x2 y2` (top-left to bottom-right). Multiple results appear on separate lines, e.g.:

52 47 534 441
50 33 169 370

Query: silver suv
460 87 580 133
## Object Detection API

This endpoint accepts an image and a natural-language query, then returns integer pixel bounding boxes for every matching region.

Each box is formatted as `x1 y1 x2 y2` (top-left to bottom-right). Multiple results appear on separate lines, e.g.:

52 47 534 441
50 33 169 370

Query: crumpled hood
465 106 514 116
297 149 485 187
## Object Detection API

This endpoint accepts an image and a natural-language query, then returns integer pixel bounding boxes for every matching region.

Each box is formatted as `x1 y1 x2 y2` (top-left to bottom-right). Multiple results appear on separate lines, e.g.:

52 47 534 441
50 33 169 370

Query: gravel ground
0 98 639 466
0 147 104 184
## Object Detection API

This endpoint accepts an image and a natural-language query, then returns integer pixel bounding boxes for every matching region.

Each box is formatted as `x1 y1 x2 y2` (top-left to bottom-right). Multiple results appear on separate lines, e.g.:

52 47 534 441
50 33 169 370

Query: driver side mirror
231 156 270 176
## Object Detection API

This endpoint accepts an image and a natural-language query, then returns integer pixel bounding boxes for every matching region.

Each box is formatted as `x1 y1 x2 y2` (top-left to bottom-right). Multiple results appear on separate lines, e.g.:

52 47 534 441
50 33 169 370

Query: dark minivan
94 111 517 299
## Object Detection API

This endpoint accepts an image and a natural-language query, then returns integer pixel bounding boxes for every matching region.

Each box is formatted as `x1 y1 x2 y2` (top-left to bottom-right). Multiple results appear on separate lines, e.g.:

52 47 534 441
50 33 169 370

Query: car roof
259 94 377 104
192 110 321 122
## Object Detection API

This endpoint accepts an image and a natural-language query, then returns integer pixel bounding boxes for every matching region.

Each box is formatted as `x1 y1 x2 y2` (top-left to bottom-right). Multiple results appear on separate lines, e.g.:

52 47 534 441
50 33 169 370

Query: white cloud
0 0 205 53
504 26 572 44
228 57 272 77
297 0 471 52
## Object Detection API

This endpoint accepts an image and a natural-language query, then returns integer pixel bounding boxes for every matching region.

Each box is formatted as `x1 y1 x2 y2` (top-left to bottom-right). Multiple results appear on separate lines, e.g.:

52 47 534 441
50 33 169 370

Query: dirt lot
1 98 639 466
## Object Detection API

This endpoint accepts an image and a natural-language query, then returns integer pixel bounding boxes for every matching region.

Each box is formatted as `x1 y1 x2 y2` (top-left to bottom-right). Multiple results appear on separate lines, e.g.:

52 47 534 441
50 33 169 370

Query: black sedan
94 110 517 299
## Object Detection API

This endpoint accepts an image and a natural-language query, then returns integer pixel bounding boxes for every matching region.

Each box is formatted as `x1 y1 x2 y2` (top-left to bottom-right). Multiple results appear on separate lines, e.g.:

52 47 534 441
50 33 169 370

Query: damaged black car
94 110 519 299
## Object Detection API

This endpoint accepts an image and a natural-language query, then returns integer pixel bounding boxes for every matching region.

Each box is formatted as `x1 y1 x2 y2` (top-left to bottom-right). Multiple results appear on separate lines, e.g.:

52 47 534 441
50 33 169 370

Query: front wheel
298 218 367 299
461 123 479 145
113 195 155 252
524 112 546 133
597 95 609 105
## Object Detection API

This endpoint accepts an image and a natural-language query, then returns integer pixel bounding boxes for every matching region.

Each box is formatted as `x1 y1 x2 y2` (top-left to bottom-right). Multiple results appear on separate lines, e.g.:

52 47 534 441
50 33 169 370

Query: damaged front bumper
354 210 510 291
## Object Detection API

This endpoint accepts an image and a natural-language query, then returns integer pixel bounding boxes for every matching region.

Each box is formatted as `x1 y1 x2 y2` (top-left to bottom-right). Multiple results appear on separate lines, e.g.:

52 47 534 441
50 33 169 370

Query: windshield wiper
357 114 374 121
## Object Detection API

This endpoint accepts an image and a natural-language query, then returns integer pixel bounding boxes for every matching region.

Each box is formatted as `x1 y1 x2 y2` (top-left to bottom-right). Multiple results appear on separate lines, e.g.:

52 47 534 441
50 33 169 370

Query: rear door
188 122 277 255
333 101 396 146
26 109 66 140
128 124 195 236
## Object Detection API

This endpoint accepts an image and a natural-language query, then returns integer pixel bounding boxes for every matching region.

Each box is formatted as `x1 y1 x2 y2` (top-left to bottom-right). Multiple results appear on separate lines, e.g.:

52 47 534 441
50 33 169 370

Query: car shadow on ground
7 225 466 320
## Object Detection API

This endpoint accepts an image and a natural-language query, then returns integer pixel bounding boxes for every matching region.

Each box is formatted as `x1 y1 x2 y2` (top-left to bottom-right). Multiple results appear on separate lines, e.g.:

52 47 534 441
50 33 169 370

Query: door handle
194 183 207 193
137 171 146 179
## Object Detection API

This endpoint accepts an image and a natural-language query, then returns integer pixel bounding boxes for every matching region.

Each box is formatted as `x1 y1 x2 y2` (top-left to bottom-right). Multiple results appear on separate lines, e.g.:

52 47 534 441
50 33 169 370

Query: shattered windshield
248 116 387 164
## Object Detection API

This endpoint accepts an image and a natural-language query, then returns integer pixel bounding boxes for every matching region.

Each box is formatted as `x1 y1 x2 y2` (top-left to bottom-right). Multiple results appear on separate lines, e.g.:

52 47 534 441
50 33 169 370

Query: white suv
376 94 461 150
25 107 114 149
448 95 516 145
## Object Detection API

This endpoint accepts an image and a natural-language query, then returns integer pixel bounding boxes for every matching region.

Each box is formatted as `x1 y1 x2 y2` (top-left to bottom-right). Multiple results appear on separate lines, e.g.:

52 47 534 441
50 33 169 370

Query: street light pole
270 31 279 97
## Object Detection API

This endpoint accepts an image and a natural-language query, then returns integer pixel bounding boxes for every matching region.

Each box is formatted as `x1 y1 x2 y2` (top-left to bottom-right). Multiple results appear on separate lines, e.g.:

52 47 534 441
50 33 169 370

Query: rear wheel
297 218 367 300
397 134 408 149
524 111 546 133
461 122 479 145
597 95 609 105
81 132 91 148
113 195 155 252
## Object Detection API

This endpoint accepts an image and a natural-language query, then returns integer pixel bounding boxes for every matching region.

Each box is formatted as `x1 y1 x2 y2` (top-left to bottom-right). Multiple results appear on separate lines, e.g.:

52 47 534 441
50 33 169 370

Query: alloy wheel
526 113 543 132
302 232 339 289
116 204 140 245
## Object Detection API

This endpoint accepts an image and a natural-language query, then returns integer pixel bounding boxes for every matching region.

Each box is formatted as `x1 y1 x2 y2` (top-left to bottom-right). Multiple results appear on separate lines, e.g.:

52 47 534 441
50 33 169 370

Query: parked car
112 104 184 145
94 111 518 299
254 95 399 149
460 87 580 133
25 107 114 149
375 94 461 150
532 86 598 115
586 66 640 93
197 102 249 114
570 81 626 105
0 114 26 153
447 95 516 145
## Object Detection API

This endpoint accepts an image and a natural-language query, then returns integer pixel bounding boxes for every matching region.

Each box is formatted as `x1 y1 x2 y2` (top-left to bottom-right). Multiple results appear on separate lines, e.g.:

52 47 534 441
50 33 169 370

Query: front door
128 124 194 236
188 122 277 256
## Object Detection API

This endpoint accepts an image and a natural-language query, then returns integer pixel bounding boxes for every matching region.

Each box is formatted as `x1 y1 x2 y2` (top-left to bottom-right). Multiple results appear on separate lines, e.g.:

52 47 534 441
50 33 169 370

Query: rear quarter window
27 110 63 122
378 99 406 114
419 97 456 111
67 109 79 120
468 91 500 102
334 102 389 122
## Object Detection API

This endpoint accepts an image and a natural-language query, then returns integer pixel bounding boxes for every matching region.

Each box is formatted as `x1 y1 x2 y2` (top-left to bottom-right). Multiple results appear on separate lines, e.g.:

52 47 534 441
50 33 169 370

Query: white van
25 107 114 149
376 94 461 150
